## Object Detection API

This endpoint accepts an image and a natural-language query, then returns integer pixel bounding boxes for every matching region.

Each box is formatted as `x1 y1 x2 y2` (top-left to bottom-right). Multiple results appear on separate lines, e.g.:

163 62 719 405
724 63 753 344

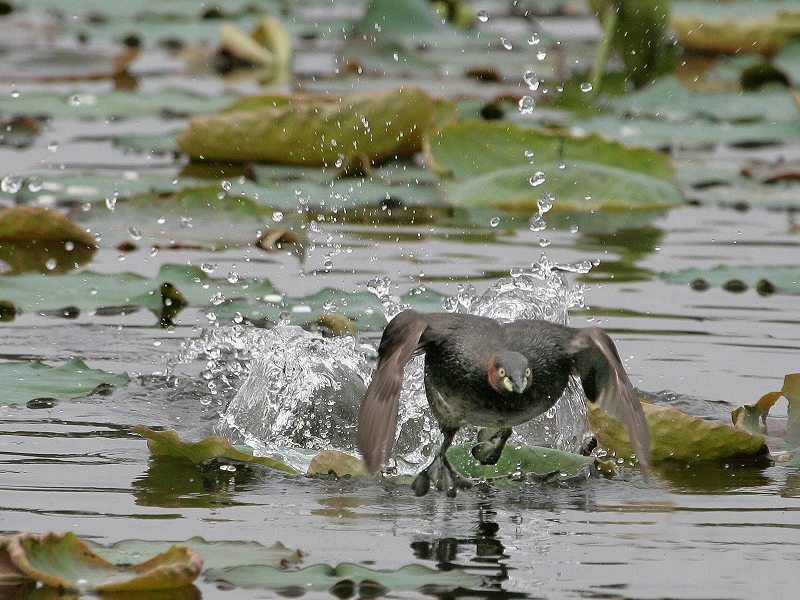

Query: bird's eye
497 367 506 377
525 368 531 377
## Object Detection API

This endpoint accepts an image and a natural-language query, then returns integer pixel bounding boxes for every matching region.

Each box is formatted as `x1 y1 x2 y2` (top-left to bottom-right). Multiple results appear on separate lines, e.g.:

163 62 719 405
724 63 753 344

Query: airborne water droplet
477 9 489 21
201 262 215 274
523 70 540 91
45 258 57 270
580 82 593 92
128 226 142 240
489 217 500 227
518 95 535 115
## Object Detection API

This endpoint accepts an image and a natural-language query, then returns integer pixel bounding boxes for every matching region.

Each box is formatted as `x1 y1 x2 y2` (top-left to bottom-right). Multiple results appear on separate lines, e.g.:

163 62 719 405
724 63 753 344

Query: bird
357 309 650 497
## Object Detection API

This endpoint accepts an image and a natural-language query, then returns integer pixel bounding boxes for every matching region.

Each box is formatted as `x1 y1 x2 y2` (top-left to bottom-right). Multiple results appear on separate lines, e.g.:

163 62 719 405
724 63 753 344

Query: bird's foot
412 455 472 498
471 427 512 465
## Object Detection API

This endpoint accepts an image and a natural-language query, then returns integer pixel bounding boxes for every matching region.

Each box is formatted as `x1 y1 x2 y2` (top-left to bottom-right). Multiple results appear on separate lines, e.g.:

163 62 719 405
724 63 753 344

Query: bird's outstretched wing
358 309 429 473
569 328 651 473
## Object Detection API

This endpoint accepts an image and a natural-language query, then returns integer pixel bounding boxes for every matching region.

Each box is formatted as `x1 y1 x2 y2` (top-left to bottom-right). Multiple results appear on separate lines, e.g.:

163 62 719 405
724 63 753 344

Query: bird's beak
503 376 528 393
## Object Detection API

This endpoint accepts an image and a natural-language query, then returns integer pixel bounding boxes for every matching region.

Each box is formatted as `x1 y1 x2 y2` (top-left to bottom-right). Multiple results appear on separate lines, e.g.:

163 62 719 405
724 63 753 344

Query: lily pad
732 373 800 464
0 263 277 315
0 206 96 274
177 87 437 166
426 121 682 211
587 400 768 463
307 450 368 478
205 562 481 593
132 425 298 474
0 357 129 406
661 265 800 295
0 89 235 119
90 538 302 572
607 76 799 122
0 536 28 583
446 442 613 480
672 11 800 55
5 532 202 592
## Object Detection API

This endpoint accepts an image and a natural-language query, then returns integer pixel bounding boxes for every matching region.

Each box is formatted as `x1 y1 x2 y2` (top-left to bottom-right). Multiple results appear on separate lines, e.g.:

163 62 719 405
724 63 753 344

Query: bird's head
487 351 531 395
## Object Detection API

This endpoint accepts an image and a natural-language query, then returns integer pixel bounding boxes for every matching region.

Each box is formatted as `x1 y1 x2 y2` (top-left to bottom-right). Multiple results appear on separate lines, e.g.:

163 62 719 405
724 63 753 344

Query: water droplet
10 90 20 98
500 37 513 50
489 217 500 227
89 287 98 295
1 175 23 194
580 82 593 92
272 211 284 222
538 192 554 213
27 177 43 192
569 224 579 233
67 93 96 107
523 70 539 90
557 161 566 170
510 267 523 278
524 149 534 159
220 180 231 192
528 213 546 232
527 33 541 45
584 192 592 201
538 237 551 247
529 171 545 187
322 299 336 312
128 226 142 240
227 271 239 284
518 95 535 115
233 312 244 323
105 196 116 211
537 50 547 60
153 340 162 347
45 258 57 270
323 259 333 271
64 241 74 251
211 292 225 305
201 262 215 274
150 246 159 257
477 9 489 21
157 216 166 225
47 141 59 152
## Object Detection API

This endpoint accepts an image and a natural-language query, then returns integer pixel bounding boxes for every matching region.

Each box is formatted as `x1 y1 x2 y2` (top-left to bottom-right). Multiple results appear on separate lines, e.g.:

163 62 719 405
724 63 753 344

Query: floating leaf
205 562 481 593
0 536 28 583
0 263 276 315
607 76 799 122
426 121 681 210
672 12 800 55
0 357 128 406
177 87 437 166
661 265 800 295
588 400 768 463
90 538 301 572
219 16 292 70
446 443 613 480
6 532 202 592
132 425 298 474
0 206 96 274
307 450 367 478
732 373 800 463
0 89 235 119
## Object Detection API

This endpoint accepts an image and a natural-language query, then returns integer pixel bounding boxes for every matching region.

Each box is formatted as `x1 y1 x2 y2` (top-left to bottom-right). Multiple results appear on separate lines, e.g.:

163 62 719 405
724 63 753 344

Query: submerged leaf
205 562 481 592
6 532 202 592
132 425 298 474
588 401 768 463
446 443 613 480
307 450 368 478
177 87 437 165
0 358 128 406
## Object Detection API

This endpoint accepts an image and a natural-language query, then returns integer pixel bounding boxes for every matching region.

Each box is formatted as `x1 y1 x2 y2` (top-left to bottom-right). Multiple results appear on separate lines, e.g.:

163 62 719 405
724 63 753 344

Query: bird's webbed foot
470 427 512 465
412 454 472 498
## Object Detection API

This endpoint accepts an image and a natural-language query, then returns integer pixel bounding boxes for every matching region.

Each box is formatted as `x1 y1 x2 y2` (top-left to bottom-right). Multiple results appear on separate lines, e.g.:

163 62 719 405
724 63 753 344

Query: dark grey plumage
357 309 650 496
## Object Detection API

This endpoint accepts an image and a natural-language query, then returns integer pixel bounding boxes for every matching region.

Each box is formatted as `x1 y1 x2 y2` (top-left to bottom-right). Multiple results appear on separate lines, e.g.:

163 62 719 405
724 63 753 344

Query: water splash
165 256 593 472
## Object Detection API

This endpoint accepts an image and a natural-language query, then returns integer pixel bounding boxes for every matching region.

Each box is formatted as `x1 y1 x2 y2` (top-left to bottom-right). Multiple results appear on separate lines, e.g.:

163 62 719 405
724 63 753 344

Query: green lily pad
204 562 481 593
132 425 298 474
661 265 800 295
608 76 799 122
588 400 768 464
426 121 682 211
89 538 302 572
0 89 235 119
351 0 465 50
0 263 276 315
0 357 129 406
446 443 613 480
5 532 202 592
177 87 438 166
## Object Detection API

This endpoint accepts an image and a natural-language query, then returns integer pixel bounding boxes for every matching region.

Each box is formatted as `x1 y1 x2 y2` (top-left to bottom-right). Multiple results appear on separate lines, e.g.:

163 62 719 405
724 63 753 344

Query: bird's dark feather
357 310 429 473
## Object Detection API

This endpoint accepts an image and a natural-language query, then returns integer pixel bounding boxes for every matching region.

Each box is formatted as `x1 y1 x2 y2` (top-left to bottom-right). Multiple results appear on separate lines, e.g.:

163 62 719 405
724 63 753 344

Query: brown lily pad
307 450 368 478
588 400 768 463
